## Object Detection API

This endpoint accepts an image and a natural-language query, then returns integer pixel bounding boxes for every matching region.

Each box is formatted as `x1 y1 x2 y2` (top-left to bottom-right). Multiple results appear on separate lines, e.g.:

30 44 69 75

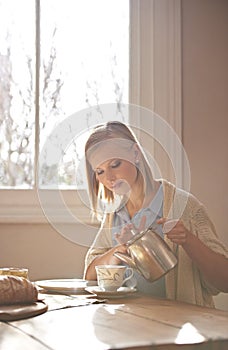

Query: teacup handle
122 267 134 285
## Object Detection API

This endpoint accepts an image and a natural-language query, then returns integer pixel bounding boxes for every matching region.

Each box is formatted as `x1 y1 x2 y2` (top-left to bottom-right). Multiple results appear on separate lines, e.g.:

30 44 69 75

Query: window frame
0 0 182 224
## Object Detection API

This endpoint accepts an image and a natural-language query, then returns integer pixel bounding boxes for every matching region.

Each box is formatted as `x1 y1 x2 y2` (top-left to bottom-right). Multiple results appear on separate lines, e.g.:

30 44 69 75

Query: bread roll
0 275 38 305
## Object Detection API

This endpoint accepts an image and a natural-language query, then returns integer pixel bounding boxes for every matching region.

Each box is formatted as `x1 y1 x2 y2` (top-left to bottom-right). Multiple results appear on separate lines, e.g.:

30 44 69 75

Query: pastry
0 275 38 305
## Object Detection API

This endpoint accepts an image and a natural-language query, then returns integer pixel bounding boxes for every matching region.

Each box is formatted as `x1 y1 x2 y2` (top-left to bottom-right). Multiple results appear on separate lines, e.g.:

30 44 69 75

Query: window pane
0 0 35 188
0 0 129 189
39 0 129 188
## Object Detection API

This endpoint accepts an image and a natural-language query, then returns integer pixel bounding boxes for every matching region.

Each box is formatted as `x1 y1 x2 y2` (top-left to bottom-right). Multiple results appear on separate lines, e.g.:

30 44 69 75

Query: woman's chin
113 182 131 196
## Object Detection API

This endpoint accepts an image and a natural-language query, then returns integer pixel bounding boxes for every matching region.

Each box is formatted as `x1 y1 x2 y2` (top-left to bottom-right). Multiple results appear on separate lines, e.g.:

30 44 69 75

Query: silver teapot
113 226 177 282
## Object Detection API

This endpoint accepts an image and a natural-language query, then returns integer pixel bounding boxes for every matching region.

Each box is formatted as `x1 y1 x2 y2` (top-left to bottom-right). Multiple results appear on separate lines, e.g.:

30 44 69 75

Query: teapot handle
113 251 136 269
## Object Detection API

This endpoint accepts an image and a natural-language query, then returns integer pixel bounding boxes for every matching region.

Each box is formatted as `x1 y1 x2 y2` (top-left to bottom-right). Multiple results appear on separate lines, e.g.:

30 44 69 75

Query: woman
83 121 228 307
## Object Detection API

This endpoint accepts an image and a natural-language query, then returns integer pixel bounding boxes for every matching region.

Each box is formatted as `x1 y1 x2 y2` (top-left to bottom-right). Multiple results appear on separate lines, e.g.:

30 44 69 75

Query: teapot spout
113 251 136 269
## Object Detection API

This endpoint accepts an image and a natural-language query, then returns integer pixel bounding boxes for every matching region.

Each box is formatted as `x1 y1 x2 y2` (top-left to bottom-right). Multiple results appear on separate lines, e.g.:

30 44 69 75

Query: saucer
35 279 97 294
85 286 137 298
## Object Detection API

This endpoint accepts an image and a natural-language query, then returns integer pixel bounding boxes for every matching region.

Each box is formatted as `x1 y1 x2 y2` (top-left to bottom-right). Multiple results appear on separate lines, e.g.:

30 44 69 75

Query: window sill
0 189 97 225
0 205 96 224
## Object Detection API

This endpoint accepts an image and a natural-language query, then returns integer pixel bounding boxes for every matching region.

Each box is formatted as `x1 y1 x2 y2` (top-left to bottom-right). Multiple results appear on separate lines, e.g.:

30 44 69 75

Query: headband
86 138 135 170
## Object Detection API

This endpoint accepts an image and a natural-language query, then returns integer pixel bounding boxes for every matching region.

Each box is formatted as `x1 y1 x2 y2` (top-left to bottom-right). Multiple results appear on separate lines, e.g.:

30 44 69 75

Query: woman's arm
85 218 146 280
157 218 228 292
85 244 128 280
181 231 228 292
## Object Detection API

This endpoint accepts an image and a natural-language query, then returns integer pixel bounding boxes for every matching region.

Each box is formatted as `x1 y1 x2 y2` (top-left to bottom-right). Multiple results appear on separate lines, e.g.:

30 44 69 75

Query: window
0 0 36 188
0 0 129 189
0 0 183 225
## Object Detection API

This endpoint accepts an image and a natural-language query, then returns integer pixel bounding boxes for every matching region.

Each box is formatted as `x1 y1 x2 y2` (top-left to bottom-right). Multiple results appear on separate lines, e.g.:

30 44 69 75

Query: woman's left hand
157 218 228 292
157 218 191 246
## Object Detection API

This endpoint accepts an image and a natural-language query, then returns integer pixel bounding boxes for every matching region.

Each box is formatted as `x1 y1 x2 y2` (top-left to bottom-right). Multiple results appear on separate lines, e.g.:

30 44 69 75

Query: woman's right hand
99 244 128 265
85 244 128 280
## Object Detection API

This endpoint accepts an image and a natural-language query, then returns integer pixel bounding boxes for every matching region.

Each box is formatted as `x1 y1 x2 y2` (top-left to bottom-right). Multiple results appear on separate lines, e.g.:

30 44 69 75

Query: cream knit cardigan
84 179 228 308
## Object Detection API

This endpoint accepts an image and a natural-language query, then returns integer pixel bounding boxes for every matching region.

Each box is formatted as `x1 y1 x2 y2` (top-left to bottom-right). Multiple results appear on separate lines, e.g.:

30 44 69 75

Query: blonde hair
85 121 154 220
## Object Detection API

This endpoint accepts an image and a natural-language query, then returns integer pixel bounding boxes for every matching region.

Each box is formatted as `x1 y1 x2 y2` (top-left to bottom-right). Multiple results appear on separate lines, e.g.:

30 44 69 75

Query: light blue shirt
112 184 166 297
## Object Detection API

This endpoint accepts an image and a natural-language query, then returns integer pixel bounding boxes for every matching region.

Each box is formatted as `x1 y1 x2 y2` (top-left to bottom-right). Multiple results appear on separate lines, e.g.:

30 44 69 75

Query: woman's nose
106 168 115 182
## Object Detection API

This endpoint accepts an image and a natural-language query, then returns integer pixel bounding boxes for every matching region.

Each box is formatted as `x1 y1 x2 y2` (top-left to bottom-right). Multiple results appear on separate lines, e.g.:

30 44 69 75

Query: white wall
182 0 228 309
0 223 88 281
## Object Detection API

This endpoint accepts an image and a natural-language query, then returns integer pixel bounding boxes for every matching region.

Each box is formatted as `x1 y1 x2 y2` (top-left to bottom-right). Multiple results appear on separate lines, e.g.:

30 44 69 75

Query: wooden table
0 292 228 350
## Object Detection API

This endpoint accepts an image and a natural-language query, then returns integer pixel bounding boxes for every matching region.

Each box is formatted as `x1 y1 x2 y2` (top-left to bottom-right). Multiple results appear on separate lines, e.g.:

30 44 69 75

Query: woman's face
95 157 138 195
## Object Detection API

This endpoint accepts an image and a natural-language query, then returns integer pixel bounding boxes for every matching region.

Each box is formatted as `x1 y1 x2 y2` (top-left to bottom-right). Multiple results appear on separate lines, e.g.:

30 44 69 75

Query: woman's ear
133 143 140 162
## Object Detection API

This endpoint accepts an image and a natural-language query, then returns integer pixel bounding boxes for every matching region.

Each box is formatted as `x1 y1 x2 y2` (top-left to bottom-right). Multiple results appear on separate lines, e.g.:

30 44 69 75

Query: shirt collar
115 183 163 222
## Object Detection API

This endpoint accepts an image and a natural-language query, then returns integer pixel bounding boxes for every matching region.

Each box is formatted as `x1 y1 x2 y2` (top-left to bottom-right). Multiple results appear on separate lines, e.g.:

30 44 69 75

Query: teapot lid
126 230 145 246
126 224 160 247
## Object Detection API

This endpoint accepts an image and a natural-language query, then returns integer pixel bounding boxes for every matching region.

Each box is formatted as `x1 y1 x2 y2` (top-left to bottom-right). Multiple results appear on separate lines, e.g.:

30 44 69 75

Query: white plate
35 279 97 294
85 286 137 298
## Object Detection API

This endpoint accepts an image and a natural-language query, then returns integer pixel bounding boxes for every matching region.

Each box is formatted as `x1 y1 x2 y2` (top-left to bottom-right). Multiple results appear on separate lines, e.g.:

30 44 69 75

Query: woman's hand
85 244 128 280
115 216 147 244
86 216 147 281
103 244 128 265
157 217 228 292
157 218 191 246
115 223 135 244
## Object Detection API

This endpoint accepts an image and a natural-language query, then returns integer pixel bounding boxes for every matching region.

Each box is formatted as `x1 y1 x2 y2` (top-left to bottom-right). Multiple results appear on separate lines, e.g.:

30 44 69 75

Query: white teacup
95 265 134 292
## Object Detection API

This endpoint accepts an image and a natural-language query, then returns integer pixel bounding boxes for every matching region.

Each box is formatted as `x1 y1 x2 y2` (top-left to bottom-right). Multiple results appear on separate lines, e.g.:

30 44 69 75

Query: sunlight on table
175 322 205 344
